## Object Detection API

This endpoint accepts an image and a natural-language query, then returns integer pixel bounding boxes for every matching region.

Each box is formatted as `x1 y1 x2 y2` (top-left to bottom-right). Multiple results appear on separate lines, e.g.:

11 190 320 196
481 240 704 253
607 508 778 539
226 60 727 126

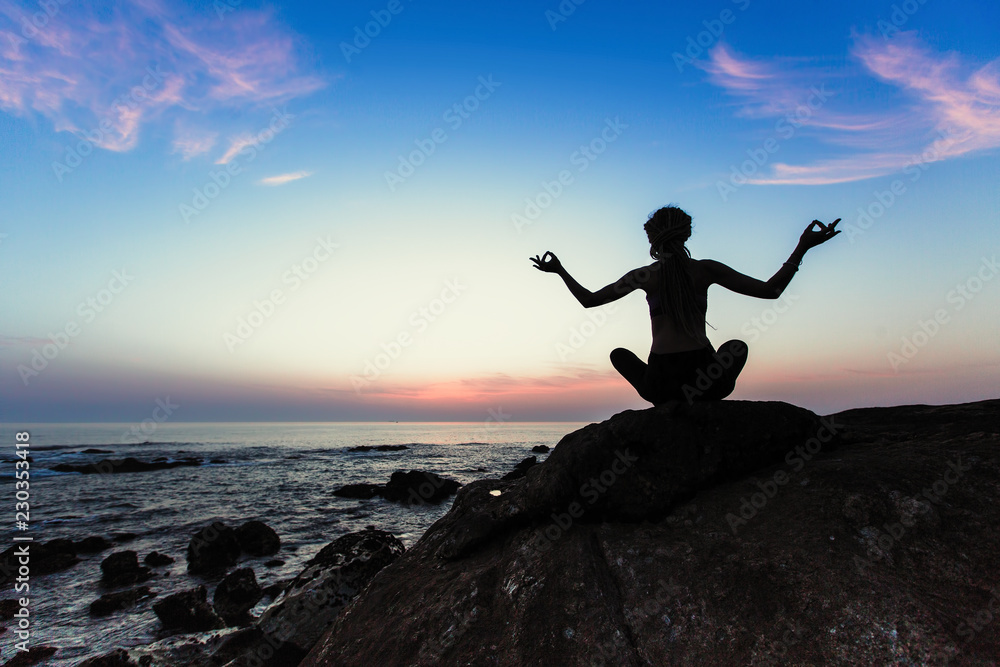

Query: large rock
187 522 241 574
152 585 225 633
300 399 1000 666
235 521 280 556
213 568 262 626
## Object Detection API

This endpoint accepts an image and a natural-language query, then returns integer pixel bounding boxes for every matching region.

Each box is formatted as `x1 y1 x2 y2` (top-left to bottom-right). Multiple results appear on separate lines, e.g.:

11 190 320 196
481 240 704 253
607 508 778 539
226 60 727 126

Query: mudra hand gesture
799 219 841 249
530 251 563 273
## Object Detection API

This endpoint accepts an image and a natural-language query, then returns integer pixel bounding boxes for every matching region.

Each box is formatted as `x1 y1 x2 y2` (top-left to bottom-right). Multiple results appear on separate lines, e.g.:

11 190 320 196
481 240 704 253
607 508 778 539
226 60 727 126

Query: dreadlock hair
643 206 705 342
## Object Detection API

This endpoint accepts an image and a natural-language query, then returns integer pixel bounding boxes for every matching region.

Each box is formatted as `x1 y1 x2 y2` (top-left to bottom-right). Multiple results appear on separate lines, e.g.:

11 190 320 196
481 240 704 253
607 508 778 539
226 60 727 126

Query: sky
1 0 998 422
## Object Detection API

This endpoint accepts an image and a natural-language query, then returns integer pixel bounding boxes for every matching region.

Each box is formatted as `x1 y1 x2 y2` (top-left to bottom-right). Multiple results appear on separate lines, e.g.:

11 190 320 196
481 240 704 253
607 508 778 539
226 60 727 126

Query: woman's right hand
799 219 841 249
530 251 563 273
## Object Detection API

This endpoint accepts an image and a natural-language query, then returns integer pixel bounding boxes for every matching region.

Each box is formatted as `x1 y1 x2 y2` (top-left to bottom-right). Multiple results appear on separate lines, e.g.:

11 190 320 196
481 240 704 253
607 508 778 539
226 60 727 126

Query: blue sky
1 0 998 421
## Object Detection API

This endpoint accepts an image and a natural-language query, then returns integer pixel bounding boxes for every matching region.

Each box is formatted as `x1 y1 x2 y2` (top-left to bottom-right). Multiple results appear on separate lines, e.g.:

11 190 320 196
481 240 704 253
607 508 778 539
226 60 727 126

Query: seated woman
531 206 840 407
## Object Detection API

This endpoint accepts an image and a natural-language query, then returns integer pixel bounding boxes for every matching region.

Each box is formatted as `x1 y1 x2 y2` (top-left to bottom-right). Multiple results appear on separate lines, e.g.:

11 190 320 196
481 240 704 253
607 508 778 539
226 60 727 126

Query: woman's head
644 206 692 261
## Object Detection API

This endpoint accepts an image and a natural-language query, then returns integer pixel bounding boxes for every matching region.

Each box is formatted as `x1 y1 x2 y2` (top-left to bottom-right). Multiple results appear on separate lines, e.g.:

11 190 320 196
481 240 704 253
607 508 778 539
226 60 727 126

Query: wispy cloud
700 33 1000 185
215 134 262 165
172 125 218 160
0 0 324 155
257 171 314 186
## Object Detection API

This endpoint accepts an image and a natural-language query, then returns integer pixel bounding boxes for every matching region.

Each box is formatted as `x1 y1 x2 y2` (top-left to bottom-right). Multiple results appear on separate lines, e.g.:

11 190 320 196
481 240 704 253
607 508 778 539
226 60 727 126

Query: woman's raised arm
531 251 641 308
702 219 840 299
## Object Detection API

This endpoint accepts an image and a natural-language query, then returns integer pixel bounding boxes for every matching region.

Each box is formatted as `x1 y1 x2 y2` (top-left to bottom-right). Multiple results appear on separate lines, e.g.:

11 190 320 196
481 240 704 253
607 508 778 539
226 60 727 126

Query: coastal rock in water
2 646 57 666
332 471 461 505
187 522 241 574
1 540 80 584
89 586 156 617
100 551 152 587
75 536 112 553
247 529 405 660
381 470 461 505
0 598 19 620
51 456 202 474
152 585 225 633
501 456 537 481
143 551 174 567
235 520 280 556
80 448 114 454
213 568 262 626
347 444 408 452
76 648 142 666
531 445 550 453
332 483 381 499
301 399 1000 666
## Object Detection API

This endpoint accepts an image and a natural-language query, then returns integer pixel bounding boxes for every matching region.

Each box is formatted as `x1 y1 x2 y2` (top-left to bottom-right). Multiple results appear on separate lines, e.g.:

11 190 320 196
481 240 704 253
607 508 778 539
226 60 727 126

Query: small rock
77 648 141 666
235 520 280 556
2 645 57 666
531 445 550 453
332 483 382 499
152 585 225 633
100 551 152 587
74 536 112 553
0 599 19 620
213 568 262 626
80 448 114 454
187 522 241 574
144 551 175 567
264 559 285 568
348 444 409 452
382 470 461 505
89 587 156 617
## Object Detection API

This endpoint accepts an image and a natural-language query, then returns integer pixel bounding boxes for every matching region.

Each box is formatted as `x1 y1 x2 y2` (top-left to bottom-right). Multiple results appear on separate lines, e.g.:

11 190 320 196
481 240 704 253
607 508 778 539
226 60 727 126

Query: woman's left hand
799 219 841 249
530 251 563 273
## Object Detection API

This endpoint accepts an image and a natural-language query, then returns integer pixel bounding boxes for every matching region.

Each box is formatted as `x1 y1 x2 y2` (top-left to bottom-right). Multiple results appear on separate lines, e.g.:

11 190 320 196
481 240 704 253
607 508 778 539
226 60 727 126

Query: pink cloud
0 0 324 154
702 34 1000 185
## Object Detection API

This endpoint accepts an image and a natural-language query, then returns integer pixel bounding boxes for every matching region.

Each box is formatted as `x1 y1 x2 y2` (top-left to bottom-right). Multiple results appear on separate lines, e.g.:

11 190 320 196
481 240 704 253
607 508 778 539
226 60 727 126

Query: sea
0 421 587 666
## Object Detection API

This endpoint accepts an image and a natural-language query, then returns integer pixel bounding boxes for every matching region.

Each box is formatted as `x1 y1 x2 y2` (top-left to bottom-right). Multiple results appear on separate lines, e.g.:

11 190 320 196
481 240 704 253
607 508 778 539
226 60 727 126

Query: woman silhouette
531 206 840 407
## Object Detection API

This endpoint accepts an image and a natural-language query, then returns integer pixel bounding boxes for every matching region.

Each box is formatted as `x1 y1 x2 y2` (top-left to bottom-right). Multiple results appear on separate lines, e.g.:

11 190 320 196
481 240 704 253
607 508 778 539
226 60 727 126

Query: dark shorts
611 340 749 405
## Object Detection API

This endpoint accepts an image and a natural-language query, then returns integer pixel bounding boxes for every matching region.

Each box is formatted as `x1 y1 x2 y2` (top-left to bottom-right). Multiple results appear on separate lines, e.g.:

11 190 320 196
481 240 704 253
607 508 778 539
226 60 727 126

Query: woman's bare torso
639 260 712 354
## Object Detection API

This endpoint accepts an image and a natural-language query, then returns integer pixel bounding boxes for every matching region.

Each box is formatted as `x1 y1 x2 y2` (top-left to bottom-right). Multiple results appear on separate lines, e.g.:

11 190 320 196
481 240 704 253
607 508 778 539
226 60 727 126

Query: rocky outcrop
502 456 537 481
249 529 405 660
152 585 225 633
301 399 1000 666
333 470 461 505
51 457 202 474
531 445 550 453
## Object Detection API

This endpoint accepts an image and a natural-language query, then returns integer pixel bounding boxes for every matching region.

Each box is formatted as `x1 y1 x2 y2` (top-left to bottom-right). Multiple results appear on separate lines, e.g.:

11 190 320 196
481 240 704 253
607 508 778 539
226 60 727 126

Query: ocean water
0 421 586 666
